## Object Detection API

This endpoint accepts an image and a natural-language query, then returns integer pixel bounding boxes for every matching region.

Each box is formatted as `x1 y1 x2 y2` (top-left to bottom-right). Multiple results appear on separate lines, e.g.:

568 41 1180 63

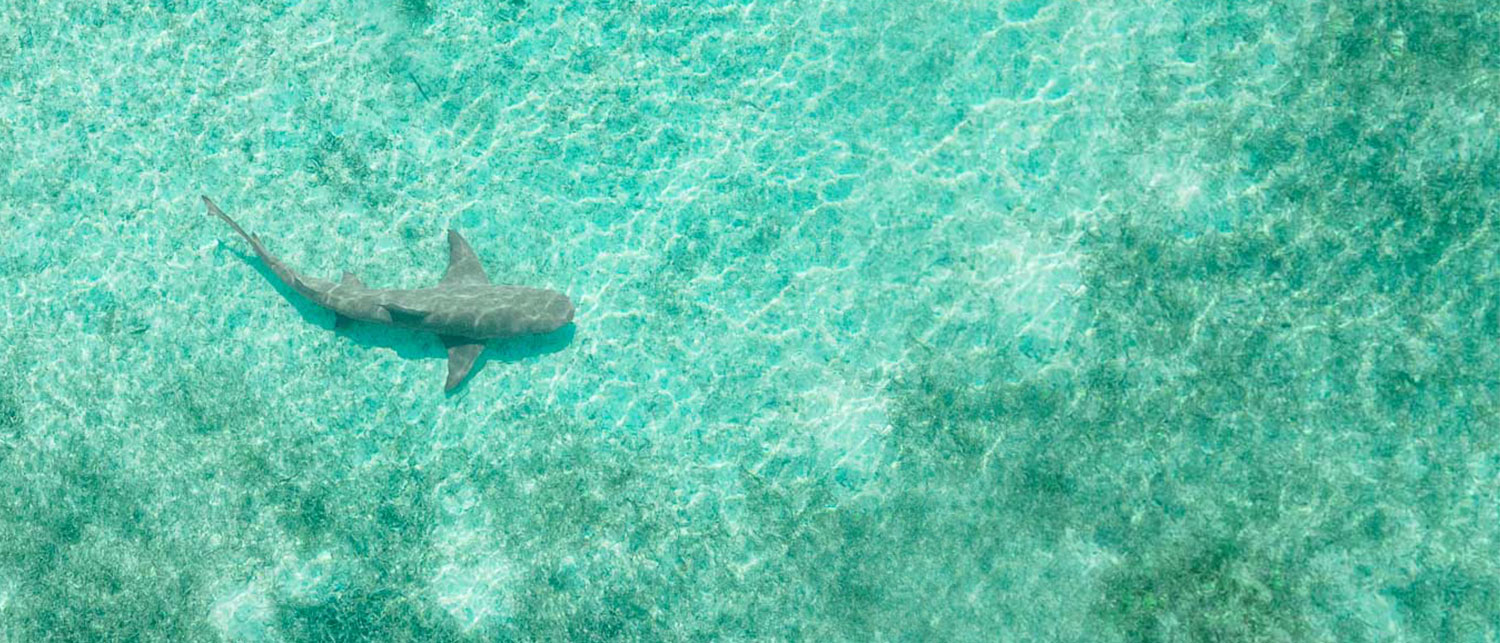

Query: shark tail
201 195 318 296
201 196 273 257
202 196 249 239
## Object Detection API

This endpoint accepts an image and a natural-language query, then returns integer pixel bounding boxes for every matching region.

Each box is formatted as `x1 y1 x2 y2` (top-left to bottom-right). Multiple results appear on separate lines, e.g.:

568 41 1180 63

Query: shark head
473 286 574 337
379 283 574 339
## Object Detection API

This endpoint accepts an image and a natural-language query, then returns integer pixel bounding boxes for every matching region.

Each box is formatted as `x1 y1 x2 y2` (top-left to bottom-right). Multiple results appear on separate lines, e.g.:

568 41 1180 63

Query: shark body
203 196 574 391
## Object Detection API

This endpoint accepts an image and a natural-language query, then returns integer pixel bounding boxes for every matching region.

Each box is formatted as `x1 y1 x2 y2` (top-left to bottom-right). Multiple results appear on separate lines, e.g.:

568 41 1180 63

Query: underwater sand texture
1 1 1499 641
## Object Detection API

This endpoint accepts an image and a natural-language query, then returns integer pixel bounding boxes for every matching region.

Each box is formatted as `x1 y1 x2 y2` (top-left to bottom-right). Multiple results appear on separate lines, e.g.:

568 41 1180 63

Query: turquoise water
2 0 1499 640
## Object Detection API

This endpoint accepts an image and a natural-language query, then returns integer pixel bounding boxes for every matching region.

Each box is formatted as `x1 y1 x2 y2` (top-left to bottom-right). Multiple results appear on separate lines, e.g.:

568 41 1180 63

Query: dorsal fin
341 271 365 288
440 230 490 286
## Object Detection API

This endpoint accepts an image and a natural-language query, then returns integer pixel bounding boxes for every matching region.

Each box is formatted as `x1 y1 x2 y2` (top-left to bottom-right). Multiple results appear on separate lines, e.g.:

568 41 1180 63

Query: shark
202 196 574 391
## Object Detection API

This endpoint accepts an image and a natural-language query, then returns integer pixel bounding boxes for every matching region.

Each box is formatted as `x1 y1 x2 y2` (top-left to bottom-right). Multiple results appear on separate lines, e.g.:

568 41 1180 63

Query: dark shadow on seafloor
224 247 576 393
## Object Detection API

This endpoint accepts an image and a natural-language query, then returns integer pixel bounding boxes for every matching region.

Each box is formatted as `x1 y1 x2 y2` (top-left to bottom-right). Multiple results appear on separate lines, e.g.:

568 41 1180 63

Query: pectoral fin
441 336 486 392
382 303 429 325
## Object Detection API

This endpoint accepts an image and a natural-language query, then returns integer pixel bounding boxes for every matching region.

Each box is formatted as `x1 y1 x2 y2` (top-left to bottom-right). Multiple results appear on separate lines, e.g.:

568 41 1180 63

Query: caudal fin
201 195 308 295
201 196 258 246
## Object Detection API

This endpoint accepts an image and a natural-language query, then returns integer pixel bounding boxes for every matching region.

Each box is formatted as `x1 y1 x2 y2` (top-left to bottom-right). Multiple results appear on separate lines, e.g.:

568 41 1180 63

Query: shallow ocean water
2 0 1499 640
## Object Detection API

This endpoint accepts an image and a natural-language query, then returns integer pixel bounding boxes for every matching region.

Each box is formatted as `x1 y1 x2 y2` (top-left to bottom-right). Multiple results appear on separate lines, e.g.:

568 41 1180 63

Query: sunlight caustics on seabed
1 0 1498 640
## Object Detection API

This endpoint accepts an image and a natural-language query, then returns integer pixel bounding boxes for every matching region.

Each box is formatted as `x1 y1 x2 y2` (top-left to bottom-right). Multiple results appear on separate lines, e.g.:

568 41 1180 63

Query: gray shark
202 196 574 391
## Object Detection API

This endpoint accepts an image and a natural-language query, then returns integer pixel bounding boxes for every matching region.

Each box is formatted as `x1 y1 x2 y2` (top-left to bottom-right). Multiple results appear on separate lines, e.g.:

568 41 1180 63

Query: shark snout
550 293 575 329
526 291 574 334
